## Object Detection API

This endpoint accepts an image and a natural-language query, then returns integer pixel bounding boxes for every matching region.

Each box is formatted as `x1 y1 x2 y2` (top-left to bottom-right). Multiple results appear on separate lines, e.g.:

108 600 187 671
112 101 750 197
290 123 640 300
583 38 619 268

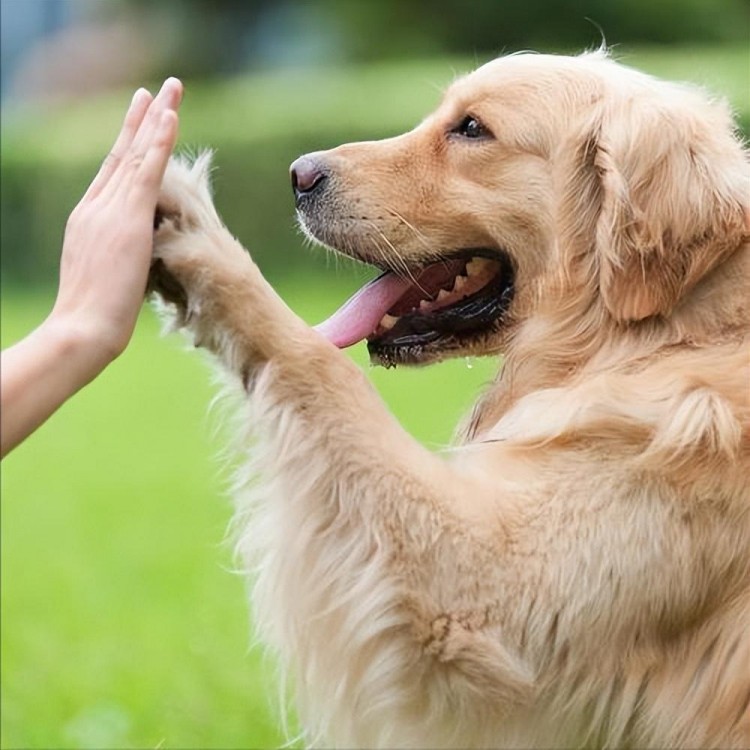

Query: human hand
1 79 183 457
49 77 183 374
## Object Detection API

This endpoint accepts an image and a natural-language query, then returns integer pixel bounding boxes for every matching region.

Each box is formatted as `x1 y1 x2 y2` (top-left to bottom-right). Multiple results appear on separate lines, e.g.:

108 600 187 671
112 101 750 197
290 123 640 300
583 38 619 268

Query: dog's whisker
366 221 434 297
386 208 434 253
363 219 424 291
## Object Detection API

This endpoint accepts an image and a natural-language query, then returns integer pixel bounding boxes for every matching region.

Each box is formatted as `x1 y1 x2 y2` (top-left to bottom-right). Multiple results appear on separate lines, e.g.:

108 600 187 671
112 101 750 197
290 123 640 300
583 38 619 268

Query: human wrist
39 312 120 385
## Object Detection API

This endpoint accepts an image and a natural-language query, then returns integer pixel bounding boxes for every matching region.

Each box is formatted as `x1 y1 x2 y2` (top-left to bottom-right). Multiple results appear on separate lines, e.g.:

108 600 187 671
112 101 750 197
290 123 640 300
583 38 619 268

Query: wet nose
290 156 327 198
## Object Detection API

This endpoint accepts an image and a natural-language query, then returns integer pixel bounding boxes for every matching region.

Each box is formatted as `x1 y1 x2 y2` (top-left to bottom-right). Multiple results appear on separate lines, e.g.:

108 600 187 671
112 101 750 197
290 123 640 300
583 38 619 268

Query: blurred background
1 0 748 748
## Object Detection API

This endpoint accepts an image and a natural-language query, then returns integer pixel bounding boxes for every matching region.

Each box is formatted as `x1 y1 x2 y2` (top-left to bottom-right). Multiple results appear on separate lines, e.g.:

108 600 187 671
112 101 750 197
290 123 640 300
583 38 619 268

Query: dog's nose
290 156 327 198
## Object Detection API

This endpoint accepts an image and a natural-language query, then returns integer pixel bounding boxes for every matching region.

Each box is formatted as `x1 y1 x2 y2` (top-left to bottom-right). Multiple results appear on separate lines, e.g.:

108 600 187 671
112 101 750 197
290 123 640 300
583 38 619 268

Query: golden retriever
148 51 750 748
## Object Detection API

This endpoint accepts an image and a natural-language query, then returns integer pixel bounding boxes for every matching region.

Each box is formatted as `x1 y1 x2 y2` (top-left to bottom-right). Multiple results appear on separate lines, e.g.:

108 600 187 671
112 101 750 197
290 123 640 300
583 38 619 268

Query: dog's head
294 52 748 366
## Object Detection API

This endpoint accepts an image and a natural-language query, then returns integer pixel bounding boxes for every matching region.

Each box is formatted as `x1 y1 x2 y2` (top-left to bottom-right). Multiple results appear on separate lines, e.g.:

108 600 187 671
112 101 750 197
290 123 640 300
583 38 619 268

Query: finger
128 110 180 202
108 78 182 196
128 77 183 158
83 87 153 201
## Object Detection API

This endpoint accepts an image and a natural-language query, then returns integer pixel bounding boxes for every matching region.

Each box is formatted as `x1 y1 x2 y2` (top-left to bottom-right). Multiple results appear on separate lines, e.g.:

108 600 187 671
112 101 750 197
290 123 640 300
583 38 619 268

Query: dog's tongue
314 271 411 348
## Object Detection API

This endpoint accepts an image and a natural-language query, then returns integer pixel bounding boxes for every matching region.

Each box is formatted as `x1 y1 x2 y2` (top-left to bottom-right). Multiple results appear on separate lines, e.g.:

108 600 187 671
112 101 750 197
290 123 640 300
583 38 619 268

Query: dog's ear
591 87 747 322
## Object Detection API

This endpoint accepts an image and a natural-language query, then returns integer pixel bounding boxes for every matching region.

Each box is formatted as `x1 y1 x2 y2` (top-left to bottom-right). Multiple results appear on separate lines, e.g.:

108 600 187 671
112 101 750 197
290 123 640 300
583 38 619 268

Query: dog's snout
290 156 327 199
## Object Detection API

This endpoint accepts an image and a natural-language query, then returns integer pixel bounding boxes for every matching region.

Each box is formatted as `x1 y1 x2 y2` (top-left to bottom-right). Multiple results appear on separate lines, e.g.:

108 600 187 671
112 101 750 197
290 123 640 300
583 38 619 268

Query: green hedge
2 47 747 286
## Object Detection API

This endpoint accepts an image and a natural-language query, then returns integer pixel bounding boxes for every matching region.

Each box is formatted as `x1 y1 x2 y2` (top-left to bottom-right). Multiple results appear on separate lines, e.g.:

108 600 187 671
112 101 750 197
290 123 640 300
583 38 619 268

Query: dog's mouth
315 249 515 366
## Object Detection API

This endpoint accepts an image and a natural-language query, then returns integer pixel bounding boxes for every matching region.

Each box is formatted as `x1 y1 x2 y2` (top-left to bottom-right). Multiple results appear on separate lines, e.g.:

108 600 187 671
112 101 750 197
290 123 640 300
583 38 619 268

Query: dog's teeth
419 299 432 311
465 258 484 276
380 314 398 330
437 289 451 302
454 275 467 291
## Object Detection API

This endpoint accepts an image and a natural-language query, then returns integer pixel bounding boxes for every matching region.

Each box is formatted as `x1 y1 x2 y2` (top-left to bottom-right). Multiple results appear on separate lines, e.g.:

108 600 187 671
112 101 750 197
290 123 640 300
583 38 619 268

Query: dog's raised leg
148 154 533 747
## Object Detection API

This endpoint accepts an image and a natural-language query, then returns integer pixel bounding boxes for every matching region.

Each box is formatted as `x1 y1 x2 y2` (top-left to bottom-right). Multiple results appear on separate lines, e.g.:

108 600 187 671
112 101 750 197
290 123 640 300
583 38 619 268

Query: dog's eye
453 115 490 140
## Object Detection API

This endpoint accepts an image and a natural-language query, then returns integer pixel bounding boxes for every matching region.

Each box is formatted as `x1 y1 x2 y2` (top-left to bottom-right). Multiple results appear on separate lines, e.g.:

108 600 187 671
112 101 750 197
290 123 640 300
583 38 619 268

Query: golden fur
149 51 750 748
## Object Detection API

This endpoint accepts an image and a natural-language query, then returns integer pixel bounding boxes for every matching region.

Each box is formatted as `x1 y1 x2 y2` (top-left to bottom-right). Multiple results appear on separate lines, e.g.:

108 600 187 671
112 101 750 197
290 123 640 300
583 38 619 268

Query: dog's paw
153 150 221 240
149 151 225 315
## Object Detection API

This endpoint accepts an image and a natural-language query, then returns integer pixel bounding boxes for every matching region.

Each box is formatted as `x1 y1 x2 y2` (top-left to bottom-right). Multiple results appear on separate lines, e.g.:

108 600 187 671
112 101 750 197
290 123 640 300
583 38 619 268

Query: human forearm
0 316 112 457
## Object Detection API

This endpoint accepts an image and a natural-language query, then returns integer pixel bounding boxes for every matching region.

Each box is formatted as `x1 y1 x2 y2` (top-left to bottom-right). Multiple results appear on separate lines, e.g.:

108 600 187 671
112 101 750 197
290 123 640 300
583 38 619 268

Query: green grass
0 277 497 750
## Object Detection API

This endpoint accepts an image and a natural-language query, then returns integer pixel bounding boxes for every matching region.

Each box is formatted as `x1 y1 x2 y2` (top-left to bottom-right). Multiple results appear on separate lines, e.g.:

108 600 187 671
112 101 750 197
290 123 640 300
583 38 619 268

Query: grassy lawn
0 277 497 750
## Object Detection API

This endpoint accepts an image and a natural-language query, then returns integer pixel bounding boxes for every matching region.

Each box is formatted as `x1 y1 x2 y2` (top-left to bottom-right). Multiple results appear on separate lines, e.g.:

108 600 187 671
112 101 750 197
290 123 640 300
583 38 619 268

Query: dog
148 51 750 748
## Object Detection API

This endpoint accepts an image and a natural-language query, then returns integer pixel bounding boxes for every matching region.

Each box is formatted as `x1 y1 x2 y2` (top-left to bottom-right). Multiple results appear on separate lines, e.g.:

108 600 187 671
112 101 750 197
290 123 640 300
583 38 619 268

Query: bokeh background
1 1 748 747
